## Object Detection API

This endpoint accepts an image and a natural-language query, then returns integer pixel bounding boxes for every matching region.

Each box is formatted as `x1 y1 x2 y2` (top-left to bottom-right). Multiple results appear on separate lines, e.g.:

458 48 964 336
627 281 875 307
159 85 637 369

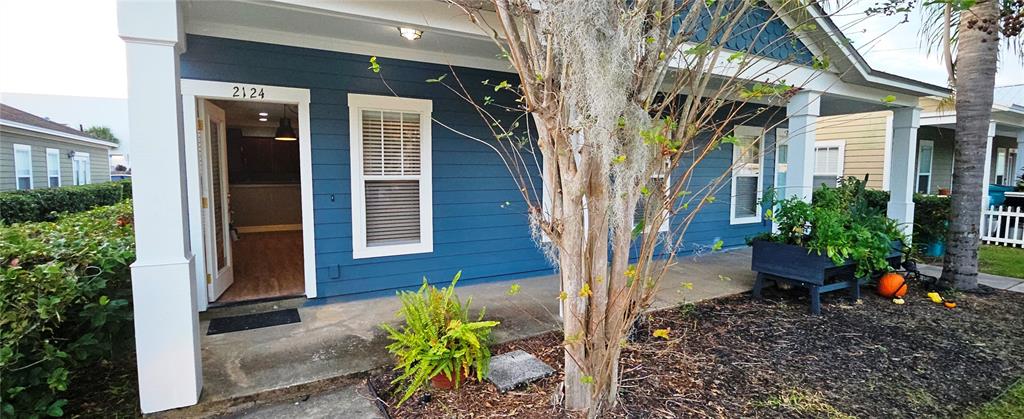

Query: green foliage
913 194 951 246
1 201 136 417
978 245 1024 279
756 177 906 276
381 272 499 405
0 180 132 225
83 126 118 144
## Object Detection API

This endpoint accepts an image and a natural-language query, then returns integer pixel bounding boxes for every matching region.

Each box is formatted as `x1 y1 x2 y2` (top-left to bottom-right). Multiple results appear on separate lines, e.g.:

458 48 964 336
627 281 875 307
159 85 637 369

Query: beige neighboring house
816 85 1024 195
0 104 117 191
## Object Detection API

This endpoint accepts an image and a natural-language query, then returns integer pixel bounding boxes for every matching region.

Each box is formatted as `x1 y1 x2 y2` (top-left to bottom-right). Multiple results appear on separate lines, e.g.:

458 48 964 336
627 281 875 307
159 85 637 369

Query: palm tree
919 0 1022 290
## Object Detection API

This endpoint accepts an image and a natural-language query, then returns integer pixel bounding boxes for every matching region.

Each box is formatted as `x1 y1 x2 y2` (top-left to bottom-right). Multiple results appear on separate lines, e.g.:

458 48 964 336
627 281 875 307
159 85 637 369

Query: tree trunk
940 0 1000 290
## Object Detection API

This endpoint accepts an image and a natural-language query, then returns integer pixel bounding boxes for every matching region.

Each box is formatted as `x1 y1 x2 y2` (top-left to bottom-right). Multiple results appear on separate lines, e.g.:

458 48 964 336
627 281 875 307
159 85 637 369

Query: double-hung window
349 94 433 259
813 140 845 189
730 126 764 224
46 148 61 187
72 152 91 185
13 144 32 190
916 140 934 193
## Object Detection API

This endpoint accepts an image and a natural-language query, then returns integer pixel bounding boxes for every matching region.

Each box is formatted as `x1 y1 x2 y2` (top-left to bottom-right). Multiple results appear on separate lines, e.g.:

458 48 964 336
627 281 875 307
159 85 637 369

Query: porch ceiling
182 0 509 72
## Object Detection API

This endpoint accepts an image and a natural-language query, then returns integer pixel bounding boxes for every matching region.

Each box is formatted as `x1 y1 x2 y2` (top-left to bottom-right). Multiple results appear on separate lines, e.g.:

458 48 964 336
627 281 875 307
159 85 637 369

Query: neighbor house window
72 152 91 185
730 126 764 224
13 144 32 190
348 94 433 259
813 140 845 189
917 140 934 193
46 148 61 187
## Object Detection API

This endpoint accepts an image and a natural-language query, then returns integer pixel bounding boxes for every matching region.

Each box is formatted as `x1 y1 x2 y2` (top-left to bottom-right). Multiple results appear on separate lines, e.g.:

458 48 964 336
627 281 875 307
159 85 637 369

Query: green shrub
913 194 951 247
758 178 906 276
0 180 132 225
381 272 499 405
0 201 135 417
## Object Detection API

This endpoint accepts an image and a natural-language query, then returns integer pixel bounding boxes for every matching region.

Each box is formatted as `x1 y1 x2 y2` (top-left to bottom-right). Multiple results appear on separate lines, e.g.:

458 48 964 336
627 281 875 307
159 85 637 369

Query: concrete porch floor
190 247 757 415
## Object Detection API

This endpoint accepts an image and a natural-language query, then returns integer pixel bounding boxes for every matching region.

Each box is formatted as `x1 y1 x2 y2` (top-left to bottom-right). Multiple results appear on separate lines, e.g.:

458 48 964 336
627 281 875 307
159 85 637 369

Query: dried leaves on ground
372 286 1024 418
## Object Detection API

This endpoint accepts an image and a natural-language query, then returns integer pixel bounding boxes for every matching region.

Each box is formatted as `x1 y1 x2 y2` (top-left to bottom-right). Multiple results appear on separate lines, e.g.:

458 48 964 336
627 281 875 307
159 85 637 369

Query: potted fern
381 271 499 405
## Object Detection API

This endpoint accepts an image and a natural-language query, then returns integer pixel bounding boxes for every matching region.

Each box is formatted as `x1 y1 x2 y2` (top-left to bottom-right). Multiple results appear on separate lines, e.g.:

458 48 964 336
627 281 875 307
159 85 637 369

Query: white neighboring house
0 92 131 174
0 103 117 191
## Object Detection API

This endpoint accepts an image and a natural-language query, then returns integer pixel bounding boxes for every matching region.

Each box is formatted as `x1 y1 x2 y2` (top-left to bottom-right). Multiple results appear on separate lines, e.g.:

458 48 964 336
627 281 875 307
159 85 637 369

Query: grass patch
979 245 1024 279
751 389 854 419
968 377 1024 419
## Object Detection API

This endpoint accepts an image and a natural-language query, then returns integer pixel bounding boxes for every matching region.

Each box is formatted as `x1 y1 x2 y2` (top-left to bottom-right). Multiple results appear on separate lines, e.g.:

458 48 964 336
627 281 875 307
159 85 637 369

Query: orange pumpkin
877 272 908 298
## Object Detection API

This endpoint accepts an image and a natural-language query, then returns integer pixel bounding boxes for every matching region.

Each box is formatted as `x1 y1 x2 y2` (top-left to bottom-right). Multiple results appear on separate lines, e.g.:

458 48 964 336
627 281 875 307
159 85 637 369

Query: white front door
198 100 234 301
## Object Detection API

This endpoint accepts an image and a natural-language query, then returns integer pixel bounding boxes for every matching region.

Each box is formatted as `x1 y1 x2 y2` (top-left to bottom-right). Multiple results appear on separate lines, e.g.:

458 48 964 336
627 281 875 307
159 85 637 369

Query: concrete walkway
917 264 1024 292
180 248 756 416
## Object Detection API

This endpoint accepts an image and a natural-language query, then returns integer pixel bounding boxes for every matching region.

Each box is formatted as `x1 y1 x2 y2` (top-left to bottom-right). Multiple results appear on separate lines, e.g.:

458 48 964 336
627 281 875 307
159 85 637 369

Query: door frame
182 79 316 311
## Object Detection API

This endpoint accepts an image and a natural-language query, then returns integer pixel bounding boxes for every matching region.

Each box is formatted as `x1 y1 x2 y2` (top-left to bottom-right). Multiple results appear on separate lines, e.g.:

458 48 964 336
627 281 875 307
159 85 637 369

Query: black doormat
206 308 301 335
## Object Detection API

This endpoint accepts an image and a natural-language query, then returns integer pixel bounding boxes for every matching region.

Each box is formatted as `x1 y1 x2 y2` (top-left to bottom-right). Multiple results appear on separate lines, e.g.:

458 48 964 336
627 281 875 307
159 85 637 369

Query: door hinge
206 274 212 284
201 197 209 208
197 118 204 131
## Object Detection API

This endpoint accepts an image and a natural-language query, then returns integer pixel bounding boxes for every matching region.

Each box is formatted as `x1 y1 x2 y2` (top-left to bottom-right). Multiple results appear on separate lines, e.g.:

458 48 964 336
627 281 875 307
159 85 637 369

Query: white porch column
1015 129 1024 185
784 90 821 202
118 0 202 413
980 122 997 230
887 107 921 237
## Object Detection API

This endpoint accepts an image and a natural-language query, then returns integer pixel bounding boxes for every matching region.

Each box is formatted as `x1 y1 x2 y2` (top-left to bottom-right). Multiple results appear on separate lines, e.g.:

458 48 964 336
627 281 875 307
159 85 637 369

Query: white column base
131 256 202 413
887 201 916 237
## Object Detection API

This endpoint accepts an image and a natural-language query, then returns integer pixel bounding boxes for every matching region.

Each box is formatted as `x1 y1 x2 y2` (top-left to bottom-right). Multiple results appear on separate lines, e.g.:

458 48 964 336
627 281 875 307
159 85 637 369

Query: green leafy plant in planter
381 271 499 405
756 177 907 277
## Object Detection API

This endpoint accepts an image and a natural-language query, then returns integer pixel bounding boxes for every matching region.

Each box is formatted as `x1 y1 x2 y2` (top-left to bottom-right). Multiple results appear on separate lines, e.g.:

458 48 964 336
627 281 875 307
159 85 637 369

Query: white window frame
813 140 846 188
348 94 433 259
72 152 91 185
730 126 765 225
917 140 935 193
46 148 61 187
13 144 33 190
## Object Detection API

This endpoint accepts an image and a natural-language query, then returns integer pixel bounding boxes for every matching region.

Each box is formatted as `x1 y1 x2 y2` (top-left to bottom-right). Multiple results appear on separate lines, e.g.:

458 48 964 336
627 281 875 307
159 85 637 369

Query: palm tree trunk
940 0 1000 290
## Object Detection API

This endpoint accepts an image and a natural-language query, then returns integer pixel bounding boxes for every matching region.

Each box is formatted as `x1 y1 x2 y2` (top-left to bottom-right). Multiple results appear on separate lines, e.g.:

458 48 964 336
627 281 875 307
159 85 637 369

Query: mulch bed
370 285 1024 418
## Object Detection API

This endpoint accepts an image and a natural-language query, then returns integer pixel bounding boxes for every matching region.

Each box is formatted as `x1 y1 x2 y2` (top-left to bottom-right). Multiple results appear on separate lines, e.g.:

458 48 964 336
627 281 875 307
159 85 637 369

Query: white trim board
1 120 118 148
181 79 317 310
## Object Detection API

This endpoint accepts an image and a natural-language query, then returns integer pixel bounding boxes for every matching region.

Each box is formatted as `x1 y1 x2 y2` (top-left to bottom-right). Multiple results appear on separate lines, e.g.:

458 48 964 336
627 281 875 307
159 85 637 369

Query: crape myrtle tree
912 0 1023 290
373 0 879 415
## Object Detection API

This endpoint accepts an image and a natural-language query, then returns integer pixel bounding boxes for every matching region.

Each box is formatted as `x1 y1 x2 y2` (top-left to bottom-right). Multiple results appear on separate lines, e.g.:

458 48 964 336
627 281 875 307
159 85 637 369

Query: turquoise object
925 241 945 257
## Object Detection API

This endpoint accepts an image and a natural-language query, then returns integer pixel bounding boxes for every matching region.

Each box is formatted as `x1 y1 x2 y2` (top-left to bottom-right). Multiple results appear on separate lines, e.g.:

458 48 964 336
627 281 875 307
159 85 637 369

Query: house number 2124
232 86 265 99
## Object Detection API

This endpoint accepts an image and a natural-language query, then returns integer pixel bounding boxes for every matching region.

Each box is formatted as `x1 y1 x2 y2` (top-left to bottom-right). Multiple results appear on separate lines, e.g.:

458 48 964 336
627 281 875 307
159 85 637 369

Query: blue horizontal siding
181 35 781 300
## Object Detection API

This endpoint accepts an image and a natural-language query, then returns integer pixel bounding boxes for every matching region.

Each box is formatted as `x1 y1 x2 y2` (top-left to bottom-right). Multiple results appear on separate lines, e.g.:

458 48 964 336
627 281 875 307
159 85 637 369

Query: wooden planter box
750 240 902 314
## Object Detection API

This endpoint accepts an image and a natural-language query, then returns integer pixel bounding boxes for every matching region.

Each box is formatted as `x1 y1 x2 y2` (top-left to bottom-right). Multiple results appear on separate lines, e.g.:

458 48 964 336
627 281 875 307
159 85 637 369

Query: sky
0 0 1021 99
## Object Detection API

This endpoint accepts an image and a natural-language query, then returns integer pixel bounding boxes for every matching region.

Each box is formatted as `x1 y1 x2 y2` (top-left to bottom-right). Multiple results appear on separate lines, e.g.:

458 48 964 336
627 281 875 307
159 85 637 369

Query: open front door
198 100 234 301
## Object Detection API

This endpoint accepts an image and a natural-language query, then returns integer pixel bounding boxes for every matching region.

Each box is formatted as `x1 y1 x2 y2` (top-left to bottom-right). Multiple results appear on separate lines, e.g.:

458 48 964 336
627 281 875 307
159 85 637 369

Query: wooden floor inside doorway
216 231 304 303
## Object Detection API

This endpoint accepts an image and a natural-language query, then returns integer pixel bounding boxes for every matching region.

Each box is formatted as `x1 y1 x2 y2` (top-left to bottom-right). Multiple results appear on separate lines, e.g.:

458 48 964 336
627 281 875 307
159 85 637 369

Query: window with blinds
349 94 433 258
730 126 763 224
813 141 845 190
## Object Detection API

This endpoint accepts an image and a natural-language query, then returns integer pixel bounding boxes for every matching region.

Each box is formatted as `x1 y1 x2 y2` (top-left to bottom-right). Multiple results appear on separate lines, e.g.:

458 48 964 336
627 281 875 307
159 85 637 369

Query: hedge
0 180 132 225
812 177 951 252
0 201 135 417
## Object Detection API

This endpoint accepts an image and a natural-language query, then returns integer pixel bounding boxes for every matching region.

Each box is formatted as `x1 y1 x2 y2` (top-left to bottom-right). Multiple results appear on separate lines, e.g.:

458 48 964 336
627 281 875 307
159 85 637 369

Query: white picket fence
982 205 1024 247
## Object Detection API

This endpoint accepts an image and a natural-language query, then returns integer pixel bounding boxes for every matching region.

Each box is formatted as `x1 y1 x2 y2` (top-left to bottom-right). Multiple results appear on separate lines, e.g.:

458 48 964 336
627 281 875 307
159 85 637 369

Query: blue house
117 0 947 413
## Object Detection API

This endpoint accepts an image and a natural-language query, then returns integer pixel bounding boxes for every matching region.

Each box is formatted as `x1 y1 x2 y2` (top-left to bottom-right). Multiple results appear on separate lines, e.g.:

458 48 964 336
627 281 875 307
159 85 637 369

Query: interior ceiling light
259 117 268 122
274 104 297 141
398 27 422 41
258 112 269 117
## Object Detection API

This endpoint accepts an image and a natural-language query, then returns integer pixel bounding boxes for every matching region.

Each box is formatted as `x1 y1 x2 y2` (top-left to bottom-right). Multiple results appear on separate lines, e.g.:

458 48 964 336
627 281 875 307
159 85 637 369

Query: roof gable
0 103 117 148
678 3 814 64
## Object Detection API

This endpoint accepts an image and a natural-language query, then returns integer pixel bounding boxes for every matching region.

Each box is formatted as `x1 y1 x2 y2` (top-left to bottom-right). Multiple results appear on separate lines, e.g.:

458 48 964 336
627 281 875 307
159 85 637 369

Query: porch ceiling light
258 112 269 117
274 104 298 141
398 27 422 41
259 117 268 122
